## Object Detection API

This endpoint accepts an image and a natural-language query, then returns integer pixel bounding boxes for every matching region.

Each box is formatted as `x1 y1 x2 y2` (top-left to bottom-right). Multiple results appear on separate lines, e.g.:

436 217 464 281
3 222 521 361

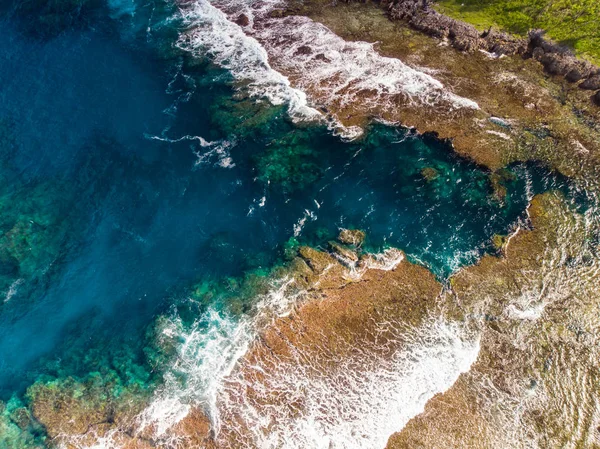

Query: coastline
20 187 600 448
388 0 600 94
279 0 600 183
2 0 600 447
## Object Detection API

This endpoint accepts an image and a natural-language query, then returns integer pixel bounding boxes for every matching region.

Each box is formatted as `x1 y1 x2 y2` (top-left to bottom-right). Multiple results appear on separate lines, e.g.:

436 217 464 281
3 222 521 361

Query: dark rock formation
385 0 600 95
528 29 599 80
388 0 526 55
580 75 600 90
235 13 250 26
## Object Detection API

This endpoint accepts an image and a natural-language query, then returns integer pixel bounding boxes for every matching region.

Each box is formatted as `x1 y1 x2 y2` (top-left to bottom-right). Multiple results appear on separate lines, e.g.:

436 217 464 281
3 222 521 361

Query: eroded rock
388 192 600 448
337 228 366 246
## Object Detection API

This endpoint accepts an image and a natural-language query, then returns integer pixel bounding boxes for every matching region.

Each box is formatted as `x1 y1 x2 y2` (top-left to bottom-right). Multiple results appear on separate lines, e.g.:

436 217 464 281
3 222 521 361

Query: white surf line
132 254 479 449
176 0 479 138
254 14 480 110
135 276 302 440
72 249 480 449
175 0 323 122
215 318 480 449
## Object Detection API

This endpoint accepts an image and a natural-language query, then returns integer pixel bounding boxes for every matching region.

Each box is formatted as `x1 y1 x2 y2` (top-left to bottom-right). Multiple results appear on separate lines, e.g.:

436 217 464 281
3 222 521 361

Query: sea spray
137 309 251 437
175 0 322 122
135 275 302 441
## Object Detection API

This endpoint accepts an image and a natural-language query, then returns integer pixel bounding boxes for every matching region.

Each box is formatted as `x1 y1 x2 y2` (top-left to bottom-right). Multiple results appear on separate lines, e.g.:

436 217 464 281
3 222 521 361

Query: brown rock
172 408 215 448
337 228 366 246
235 13 249 27
579 75 600 90
420 166 439 182
388 193 599 449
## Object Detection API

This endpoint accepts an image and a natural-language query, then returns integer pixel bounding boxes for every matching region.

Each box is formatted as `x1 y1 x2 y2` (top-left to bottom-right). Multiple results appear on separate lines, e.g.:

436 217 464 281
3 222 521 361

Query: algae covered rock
420 166 440 182
26 371 150 446
255 131 323 192
0 397 45 449
491 233 507 251
328 240 359 263
489 168 517 203
337 228 366 246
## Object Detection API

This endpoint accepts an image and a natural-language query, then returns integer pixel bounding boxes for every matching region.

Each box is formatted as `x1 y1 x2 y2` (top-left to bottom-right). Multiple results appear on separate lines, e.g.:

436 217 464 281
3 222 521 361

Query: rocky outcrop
593 90 600 106
387 0 525 54
18 191 600 448
385 0 600 102
528 30 599 81
387 192 600 449
337 228 366 246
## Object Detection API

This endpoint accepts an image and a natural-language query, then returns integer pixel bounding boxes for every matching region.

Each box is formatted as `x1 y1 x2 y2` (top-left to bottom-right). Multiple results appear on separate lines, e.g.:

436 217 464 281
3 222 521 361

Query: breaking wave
176 0 322 122
214 318 479 449
175 0 479 137
130 253 479 449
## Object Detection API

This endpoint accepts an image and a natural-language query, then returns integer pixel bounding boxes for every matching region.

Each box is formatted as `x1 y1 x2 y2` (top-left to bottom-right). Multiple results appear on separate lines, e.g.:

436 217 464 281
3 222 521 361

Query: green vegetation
434 0 600 64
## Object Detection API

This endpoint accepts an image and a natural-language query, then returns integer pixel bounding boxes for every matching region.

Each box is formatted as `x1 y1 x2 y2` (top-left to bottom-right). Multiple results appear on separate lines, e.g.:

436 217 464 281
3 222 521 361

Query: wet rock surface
337 228 366 246
20 190 600 449
283 0 600 181
388 192 600 448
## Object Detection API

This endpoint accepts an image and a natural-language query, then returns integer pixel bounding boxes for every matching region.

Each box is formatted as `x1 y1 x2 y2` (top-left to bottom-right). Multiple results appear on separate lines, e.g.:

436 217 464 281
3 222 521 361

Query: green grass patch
434 0 600 65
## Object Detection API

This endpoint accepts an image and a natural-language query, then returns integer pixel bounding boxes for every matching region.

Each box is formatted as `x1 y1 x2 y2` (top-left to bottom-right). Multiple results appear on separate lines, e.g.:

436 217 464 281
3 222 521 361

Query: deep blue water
0 0 575 401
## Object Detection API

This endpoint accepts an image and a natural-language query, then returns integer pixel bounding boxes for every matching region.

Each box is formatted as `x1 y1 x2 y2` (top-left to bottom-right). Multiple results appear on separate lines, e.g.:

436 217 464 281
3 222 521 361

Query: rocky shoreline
19 189 600 449
383 0 600 104
3 1 600 447
278 0 600 184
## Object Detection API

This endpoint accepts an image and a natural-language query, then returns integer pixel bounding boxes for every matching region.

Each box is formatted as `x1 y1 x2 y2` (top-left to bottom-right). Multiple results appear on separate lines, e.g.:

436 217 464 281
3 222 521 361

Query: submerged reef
170 191 599 449
255 131 323 192
3 0 600 446
0 120 78 307
7 0 103 38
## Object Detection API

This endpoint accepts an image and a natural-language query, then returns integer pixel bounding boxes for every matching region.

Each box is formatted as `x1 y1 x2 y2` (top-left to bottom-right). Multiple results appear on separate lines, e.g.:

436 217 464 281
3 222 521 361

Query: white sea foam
363 247 405 271
176 0 479 135
69 242 480 449
4 278 23 303
146 132 237 168
255 14 480 111
193 138 237 168
136 309 251 438
339 248 405 280
129 247 479 449
486 129 512 140
216 318 480 449
176 0 322 122
293 208 317 237
506 302 545 320
135 276 302 440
